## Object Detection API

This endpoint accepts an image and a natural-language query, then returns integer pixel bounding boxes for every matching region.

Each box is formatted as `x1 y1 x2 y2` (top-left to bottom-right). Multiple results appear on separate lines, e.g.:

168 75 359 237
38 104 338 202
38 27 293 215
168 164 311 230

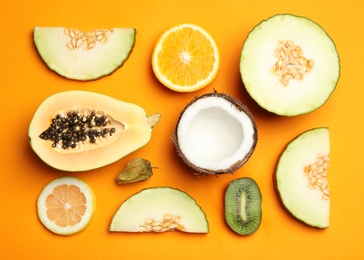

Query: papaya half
28 91 161 172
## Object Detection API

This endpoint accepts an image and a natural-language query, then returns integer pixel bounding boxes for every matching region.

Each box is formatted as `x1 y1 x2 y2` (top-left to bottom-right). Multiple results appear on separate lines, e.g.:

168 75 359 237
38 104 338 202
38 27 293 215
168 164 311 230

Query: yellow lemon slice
152 24 220 92
37 176 96 236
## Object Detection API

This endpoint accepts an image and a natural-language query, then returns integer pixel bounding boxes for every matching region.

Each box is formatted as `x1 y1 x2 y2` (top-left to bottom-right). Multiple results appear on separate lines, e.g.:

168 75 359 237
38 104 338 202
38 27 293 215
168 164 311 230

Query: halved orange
152 24 220 92
37 176 96 236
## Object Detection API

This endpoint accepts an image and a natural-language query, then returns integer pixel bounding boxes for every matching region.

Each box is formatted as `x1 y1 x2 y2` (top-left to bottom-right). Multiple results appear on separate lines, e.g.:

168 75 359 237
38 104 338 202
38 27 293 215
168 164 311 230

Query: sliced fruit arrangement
174 92 257 175
152 23 220 92
275 127 331 228
33 27 136 80
240 14 340 116
109 187 209 233
225 177 262 235
28 90 160 172
37 176 96 236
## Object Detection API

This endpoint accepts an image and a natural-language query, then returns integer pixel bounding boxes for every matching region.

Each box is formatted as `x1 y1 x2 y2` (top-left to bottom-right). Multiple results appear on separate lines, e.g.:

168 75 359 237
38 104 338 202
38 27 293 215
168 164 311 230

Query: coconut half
174 92 258 175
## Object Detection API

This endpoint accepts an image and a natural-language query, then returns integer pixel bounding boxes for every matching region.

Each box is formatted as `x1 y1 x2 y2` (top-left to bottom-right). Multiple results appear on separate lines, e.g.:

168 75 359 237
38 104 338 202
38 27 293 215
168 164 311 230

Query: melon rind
240 14 340 116
109 187 209 233
33 27 136 80
275 127 330 228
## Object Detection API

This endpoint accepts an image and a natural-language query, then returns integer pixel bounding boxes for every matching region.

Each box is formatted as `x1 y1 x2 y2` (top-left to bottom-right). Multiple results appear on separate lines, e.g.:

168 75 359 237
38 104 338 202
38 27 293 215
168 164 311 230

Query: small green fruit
115 158 154 184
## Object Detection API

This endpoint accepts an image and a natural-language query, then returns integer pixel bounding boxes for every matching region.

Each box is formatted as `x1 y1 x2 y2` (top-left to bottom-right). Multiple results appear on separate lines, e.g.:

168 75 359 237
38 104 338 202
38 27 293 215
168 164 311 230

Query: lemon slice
152 24 220 92
37 176 96 236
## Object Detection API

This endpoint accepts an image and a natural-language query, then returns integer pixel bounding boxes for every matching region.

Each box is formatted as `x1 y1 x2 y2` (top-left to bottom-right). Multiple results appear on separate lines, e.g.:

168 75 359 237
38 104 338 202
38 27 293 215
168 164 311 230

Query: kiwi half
224 177 262 235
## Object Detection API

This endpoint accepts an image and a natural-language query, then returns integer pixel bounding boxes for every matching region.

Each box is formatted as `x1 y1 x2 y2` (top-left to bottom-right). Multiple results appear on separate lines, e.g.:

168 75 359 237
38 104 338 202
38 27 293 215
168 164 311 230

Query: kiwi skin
224 177 262 235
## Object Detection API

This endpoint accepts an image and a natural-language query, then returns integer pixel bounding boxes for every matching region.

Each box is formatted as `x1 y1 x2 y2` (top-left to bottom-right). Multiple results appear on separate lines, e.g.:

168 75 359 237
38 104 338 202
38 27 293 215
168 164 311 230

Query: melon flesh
275 128 330 228
240 14 340 116
109 187 209 233
33 27 135 80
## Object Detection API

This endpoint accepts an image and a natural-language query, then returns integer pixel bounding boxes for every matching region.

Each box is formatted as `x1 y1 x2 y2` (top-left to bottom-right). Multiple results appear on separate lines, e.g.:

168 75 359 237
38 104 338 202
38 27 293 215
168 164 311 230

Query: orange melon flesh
28 91 160 171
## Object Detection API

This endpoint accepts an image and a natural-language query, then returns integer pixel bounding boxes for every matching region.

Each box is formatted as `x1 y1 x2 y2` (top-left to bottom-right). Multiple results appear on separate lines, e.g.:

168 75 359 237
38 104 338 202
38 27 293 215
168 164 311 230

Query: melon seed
39 110 117 149
272 40 314 86
64 28 113 51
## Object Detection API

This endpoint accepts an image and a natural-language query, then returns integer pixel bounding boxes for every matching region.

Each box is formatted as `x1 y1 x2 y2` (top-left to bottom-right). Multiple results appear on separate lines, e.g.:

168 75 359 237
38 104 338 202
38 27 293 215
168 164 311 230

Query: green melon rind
33 27 136 80
109 187 209 233
240 14 340 116
275 127 330 228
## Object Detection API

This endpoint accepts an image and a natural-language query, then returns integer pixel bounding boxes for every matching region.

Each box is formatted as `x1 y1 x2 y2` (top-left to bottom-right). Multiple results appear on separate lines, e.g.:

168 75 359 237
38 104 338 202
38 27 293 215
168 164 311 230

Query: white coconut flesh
176 95 256 173
33 27 136 80
240 14 340 116
276 127 330 228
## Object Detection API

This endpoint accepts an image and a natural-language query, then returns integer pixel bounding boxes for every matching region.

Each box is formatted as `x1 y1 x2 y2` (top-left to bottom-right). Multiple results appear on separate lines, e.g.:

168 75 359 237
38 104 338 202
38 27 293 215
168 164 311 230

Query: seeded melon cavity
275 128 331 228
240 14 340 116
28 91 160 172
33 27 136 80
174 92 257 175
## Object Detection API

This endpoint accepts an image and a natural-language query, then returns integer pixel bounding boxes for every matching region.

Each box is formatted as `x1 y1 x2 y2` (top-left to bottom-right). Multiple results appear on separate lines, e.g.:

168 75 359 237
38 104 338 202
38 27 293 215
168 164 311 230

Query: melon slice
240 14 340 116
109 187 209 233
275 128 331 228
33 27 136 80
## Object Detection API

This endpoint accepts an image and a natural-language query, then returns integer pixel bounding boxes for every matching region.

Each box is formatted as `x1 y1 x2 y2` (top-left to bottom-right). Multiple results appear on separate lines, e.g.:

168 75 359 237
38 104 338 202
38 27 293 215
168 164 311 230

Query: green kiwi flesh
224 177 262 235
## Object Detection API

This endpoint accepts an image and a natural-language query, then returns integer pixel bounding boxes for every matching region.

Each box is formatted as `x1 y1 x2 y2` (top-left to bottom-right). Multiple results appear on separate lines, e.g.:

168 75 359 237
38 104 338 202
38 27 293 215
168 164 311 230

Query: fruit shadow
25 135 64 177
236 81 286 125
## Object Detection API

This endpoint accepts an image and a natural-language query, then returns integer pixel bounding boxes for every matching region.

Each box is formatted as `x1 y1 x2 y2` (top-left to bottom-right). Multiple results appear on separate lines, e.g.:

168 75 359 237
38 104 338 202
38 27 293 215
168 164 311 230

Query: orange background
1 0 362 259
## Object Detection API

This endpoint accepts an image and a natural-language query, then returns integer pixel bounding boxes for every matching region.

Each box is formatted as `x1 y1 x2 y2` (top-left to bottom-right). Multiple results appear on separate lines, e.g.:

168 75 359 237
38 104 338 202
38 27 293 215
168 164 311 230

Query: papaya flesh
28 91 160 172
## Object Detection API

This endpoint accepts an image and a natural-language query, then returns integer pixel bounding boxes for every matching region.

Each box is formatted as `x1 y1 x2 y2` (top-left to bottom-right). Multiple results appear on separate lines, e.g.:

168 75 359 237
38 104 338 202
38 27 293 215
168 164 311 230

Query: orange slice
37 176 96 236
152 24 220 92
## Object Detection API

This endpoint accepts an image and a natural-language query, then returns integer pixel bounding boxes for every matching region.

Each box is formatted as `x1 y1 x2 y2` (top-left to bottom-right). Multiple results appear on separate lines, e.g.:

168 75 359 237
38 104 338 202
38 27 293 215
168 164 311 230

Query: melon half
33 27 136 80
240 14 340 116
